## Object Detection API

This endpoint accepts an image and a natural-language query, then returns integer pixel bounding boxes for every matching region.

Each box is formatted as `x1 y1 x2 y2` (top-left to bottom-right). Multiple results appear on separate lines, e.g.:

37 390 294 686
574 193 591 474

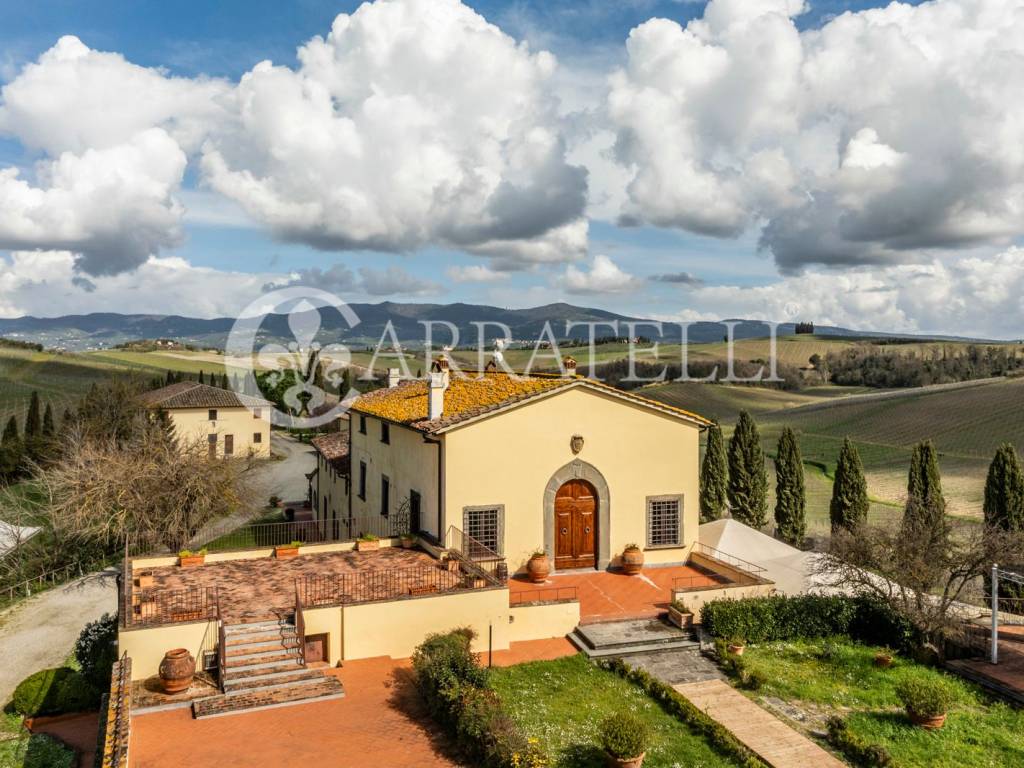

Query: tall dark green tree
984 444 1024 532
165 369 175 386
774 427 806 546
727 411 768 528
41 403 55 438
23 391 43 462
220 372 229 389
700 423 728 522
0 416 22 481
198 370 206 385
903 440 946 531
830 438 869 533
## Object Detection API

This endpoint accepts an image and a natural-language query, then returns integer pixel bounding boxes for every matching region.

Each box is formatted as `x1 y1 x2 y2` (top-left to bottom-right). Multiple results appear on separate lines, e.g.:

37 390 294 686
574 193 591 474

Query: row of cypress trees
0 391 60 481
698 410 1024 549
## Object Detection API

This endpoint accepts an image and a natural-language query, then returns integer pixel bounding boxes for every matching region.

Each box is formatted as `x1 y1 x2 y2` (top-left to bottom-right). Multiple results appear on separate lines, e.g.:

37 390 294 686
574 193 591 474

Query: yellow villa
139 381 272 459
117 359 774 719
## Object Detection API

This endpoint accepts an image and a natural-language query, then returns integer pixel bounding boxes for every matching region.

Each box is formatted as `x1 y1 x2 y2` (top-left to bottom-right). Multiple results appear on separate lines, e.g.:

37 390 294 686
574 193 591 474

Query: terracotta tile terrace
132 547 489 624
509 563 727 623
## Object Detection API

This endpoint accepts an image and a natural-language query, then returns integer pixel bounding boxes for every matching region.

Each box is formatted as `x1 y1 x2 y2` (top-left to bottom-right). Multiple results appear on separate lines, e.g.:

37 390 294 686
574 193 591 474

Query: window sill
644 544 683 551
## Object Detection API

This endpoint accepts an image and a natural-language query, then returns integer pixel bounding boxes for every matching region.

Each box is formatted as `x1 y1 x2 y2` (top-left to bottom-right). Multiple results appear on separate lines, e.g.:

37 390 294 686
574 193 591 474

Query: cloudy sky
1 0 1023 337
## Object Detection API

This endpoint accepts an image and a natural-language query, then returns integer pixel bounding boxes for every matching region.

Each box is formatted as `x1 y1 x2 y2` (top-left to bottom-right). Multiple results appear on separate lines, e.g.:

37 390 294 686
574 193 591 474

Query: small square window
253 432 262 444
381 422 390 444
647 496 682 548
359 415 367 434
208 409 218 421
463 506 503 555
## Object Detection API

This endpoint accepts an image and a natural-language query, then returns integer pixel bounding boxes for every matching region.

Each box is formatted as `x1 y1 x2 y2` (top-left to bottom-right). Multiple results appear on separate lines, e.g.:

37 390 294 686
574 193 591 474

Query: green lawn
490 654 742 768
0 711 75 768
740 638 1024 767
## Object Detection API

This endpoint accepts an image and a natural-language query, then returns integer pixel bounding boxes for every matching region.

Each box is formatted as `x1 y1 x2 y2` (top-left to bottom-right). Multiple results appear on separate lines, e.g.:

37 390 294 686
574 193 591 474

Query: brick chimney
432 354 451 388
387 368 401 388
428 371 446 420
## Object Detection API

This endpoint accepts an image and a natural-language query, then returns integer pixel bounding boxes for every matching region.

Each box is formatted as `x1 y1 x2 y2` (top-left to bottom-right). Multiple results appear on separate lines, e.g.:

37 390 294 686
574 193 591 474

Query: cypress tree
23 391 43 462
0 416 22 481
220 372 229 389
774 427 806 546
830 438 869 533
700 423 728 522
903 440 946 531
727 411 768 528
165 369 175 386
41 403 55 438
198 370 206 385
983 444 1024 532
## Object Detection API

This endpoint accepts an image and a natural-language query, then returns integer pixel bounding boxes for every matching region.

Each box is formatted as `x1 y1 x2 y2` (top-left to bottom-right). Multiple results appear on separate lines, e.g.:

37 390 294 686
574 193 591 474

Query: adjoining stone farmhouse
118 358 774 718
139 381 272 459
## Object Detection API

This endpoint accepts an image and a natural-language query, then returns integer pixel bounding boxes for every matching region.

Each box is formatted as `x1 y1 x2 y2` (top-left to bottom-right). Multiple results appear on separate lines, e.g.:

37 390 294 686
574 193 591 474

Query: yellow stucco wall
350 413 440 539
443 386 701 573
166 406 271 459
314 449 350 526
508 601 580 643
341 588 510 660
118 620 216 681
130 539 397 570
302 605 343 666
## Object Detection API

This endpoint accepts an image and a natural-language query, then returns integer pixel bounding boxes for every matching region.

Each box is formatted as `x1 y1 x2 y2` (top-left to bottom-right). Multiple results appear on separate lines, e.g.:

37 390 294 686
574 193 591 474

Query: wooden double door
554 479 597 570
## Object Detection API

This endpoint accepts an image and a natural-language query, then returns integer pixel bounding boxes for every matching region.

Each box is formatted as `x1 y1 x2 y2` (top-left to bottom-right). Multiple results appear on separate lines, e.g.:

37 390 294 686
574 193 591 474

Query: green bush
895 675 956 718
14 732 77 768
826 716 892 767
74 613 118 690
9 667 97 717
700 595 916 651
411 629 546 768
599 712 650 759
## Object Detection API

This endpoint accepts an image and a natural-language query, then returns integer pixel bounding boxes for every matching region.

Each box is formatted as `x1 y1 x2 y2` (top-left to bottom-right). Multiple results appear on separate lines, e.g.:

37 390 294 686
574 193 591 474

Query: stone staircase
568 617 700 659
192 616 344 719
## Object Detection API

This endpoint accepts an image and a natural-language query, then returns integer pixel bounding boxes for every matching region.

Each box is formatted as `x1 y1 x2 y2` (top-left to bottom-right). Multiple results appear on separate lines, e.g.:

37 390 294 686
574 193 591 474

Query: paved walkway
0 568 118 703
673 679 846 768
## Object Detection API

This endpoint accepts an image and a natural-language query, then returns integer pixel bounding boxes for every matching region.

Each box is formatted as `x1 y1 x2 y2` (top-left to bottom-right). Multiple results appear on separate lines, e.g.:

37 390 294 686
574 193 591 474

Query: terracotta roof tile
350 373 711 432
138 382 272 410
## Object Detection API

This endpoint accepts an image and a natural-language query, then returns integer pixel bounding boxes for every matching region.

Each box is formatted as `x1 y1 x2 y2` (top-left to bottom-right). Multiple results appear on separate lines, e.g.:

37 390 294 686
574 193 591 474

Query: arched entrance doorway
554 479 597 570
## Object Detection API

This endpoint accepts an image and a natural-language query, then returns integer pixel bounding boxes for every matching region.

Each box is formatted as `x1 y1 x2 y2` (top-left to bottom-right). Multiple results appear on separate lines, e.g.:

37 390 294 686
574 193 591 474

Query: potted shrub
356 533 380 552
526 550 550 583
135 570 154 589
599 712 650 768
400 533 417 550
874 648 895 668
621 544 644 575
275 540 302 559
178 549 206 568
666 599 693 629
896 676 955 730
727 636 746 656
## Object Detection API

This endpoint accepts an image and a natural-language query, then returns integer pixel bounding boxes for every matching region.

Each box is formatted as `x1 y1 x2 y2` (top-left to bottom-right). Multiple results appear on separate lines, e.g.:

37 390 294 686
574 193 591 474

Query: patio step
569 617 699 659
225 636 300 655
223 657 305 681
223 618 292 635
223 667 324 692
224 651 302 673
193 676 345 719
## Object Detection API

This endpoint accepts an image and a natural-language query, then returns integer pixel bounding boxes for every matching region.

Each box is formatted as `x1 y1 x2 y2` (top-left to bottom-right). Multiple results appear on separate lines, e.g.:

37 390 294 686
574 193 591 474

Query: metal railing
509 586 579 606
127 586 219 627
295 582 306 667
445 525 507 585
672 571 734 591
217 620 227 691
299 561 493 608
0 561 87 608
690 543 767 578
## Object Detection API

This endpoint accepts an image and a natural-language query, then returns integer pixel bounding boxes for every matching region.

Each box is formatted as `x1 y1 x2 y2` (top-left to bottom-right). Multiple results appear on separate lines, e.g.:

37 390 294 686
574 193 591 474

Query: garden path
672 679 846 768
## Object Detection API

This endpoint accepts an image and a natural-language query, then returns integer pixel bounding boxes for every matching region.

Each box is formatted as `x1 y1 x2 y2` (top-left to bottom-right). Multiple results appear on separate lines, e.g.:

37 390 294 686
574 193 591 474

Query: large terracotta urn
621 545 644 575
159 648 196 694
527 553 550 583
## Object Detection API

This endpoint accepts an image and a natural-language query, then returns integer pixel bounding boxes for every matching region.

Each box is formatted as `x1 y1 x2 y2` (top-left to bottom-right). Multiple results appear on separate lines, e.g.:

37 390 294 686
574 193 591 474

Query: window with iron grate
647 496 682 547
463 506 503 555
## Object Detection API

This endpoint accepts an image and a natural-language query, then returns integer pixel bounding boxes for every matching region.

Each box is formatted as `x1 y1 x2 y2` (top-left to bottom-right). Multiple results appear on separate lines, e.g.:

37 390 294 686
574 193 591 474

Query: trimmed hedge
700 595 916 652
826 717 892 767
599 658 766 768
411 629 545 768
74 613 118 691
8 667 98 718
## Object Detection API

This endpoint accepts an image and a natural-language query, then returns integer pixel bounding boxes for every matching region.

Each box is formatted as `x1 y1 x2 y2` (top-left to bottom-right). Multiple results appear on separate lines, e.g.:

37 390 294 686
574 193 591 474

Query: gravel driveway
0 568 118 704
251 432 318 504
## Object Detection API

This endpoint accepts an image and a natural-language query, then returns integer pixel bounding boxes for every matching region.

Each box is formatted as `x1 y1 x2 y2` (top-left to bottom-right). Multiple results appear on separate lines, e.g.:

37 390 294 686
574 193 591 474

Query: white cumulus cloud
608 0 1024 272
564 254 642 294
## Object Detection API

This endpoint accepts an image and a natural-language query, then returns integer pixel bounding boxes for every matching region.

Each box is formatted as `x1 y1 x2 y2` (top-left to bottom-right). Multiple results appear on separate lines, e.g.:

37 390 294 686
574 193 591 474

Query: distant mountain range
0 302 1003 351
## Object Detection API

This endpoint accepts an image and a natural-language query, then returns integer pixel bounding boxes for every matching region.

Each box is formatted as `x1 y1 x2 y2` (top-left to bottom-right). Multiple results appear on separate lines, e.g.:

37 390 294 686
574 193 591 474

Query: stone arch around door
543 460 611 570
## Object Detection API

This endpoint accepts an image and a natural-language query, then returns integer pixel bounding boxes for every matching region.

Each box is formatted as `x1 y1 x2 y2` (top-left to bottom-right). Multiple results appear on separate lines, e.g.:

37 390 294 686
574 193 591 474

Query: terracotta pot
873 653 894 668
606 751 645 768
621 547 644 575
275 545 299 559
727 643 746 656
179 555 204 568
908 710 946 730
667 606 693 629
527 554 550 583
159 648 195 694
136 571 154 589
356 539 380 552
401 537 416 550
